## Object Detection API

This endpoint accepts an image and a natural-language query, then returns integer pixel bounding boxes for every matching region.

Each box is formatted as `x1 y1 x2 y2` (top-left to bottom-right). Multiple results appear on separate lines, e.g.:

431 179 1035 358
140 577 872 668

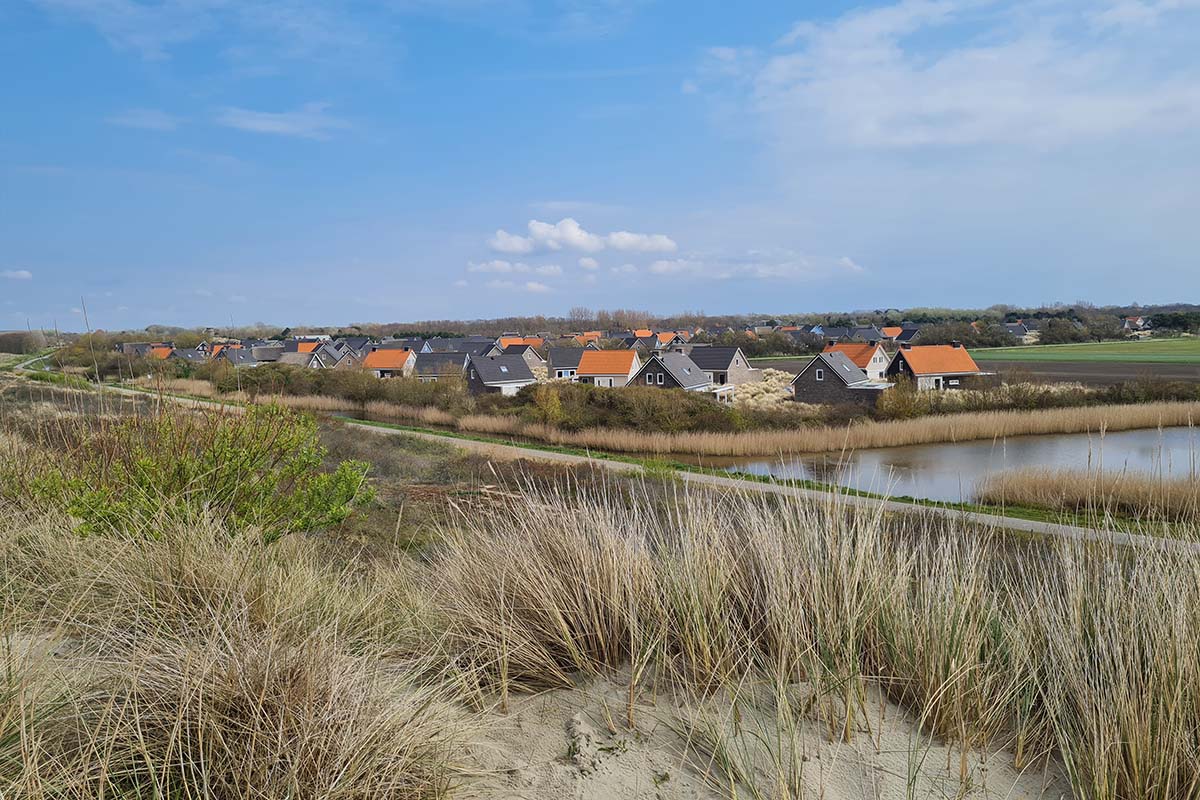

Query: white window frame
815 369 824 381
646 373 653 384
656 373 664 385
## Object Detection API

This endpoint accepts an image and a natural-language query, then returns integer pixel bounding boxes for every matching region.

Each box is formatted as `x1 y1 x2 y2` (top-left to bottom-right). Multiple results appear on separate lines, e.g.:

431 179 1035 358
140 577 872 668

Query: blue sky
2 0 1199 331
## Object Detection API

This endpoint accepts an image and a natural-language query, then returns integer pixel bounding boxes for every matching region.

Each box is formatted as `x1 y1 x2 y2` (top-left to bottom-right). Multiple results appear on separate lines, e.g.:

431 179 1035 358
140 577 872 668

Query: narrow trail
92 382 1200 554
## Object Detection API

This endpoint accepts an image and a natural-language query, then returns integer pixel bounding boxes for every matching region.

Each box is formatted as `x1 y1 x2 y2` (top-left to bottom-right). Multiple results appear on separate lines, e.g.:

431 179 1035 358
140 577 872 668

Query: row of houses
118 328 988 406
790 341 987 406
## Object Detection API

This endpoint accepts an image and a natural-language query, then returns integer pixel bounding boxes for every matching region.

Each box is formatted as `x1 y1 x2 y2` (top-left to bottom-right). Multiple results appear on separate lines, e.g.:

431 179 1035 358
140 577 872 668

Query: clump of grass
0 403 372 540
977 466 1200 522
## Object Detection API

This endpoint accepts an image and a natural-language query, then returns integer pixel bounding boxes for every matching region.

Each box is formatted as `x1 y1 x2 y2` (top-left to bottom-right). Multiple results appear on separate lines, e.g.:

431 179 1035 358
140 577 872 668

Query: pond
698 425 1200 503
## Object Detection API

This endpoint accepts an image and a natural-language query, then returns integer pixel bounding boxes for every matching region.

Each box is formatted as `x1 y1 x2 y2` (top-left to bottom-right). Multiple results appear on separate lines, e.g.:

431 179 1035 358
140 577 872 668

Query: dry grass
6 395 1200 798
977 467 1200 522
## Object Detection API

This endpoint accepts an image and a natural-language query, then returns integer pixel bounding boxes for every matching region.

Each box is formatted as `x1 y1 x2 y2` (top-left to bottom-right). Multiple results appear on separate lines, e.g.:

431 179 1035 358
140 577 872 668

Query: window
949 379 960 386
646 374 653 384
657 373 664 385
499 365 508 373
815 369 824 381
470 369 476 380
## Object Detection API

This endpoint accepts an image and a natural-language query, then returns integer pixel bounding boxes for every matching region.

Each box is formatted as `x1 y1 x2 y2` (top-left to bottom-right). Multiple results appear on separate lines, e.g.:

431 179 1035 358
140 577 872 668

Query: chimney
827 339 837 347
951 340 962 348
902 343 912 350
868 339 878 347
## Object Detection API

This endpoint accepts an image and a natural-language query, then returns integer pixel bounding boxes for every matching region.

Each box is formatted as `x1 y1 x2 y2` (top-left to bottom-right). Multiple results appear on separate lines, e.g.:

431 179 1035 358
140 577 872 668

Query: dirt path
100 383 1195 553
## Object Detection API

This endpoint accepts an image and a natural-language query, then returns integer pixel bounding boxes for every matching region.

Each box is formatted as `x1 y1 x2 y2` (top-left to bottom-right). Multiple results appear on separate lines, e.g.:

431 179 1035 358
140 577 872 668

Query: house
498 336 546 350
168 349 207 365
576 349 641 387
362 348 415 378
547 347 586 380
655 332 684 349
880 326 904 341
630 352 711 392
822 340 890 381
466 354 537 396
250 344 284 363
414 352 469 382
426 337 495 355
684 346 761 387
790 351 891 406
220 349 262 368
1123 316 1151 336
884 342 984 390
277 351 330 369
893 325 922 344
149 346 174 360
501 343 546 372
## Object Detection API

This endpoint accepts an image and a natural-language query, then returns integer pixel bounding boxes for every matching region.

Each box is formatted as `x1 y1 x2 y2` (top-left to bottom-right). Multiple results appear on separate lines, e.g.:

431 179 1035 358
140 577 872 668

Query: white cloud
605 230 677 253
488 229 535 254
215 103 349 139
578 257 599 270
524 281 551 293
534 264 562 276
107 108 181 131
70 307 83 314
610 263 638 274
1 270 32 280
488 218 677 255
528 218 604 252
648 259 695 275
739 0 1200 151
648 252 868 281
838 256 865 273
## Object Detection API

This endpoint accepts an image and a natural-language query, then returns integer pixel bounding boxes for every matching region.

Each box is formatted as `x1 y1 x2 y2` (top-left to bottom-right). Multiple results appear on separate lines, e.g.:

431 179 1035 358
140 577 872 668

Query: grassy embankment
978 467 1200 524
973 336 1200 363
1 397 1199 799
136 378 1200 457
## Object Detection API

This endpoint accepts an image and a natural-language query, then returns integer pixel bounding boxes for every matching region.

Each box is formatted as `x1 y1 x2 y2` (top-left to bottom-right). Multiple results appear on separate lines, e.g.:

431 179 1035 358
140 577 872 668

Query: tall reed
977 467 1200 522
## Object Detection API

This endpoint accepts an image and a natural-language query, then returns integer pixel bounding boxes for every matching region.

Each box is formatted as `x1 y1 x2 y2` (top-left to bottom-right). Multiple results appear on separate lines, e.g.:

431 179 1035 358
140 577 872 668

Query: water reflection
713 425 1200 503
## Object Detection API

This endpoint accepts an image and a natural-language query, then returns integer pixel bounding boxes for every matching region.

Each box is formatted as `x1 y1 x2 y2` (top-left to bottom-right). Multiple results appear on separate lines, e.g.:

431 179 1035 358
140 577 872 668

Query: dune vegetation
138 377 1200 457
2 394 1199 798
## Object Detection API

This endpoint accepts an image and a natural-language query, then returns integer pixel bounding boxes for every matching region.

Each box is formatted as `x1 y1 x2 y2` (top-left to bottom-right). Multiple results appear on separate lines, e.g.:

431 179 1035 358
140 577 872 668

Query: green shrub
1 405 371 541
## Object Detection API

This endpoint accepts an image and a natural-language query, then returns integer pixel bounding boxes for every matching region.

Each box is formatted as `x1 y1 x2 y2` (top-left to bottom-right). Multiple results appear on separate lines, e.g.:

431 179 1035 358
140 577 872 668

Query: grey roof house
684 346 761 386
414 352 469 382
790 351 891 407
466 354 537 396
630 352 712 392
547 347 586 379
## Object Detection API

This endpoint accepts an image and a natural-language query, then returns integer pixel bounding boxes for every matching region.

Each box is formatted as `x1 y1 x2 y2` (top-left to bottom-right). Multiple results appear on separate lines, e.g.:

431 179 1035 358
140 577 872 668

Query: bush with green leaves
2 404 371 541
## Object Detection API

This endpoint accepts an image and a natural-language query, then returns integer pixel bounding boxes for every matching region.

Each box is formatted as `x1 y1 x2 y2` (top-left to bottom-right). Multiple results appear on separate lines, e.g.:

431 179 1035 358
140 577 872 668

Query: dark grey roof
894 328 921 343
223 349 261 367
819 326 852 340
251 345 283 362
338 336 373 353
414 351 468 377
648 352 710 390
1003 323 1028 336
468 354 535 385
169 349 207 363
547 347 585 371
276 352 317 367
426 338 493 356
383 337 426 350
794 351 884 388
685 346 745 371
851 326 883 341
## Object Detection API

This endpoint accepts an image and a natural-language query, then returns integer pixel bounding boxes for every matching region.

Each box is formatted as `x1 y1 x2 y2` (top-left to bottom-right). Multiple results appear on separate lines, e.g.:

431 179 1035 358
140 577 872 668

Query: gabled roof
149 346 173 360
362 348 414 370
880 326 903 339
414 351 469 377
169 349 207 363
656 331 679 345
296 341 320 353
632 329 653 338
894 327 922 343
548 347 586 371
222 349 261 367
636 352 709 390
577 349 638 376
277 352 318 367
469 354 535 384
685 346 746 371
792 351 882 388
893 344 980 375
498 336 545 349
823 341 885 370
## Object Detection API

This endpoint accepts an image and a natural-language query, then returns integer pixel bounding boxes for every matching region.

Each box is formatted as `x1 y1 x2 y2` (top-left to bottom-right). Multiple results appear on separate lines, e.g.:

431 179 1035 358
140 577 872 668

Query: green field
973 337 1200 363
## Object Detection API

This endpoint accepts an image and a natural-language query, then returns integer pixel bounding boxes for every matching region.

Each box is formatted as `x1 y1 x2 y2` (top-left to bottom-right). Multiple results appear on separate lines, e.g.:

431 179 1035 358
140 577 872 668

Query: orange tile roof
633 329 652 338
577 349 638 376
880 326 903 339
499 336 545 349
297 341 320 353
897 345 980 375
149 346 173 360
823 342 885 370
656 332 678 344
362 349 413 370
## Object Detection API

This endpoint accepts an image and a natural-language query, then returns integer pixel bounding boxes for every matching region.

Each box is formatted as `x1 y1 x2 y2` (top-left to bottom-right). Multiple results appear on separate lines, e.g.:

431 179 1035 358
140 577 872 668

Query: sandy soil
460 671 1070 800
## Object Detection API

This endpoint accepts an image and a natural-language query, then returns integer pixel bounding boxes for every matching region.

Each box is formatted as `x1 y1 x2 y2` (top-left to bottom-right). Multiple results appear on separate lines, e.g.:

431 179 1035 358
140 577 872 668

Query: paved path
99 383 1197 553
